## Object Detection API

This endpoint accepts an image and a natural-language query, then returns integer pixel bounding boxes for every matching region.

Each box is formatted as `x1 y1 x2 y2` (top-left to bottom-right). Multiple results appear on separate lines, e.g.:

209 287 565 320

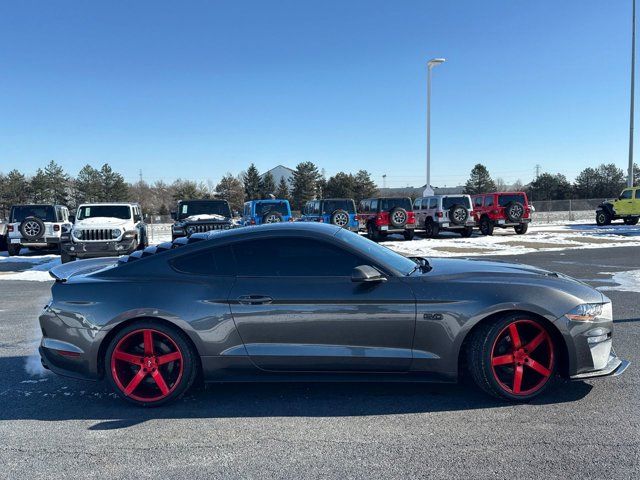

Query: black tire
514 223 529 235
60 250 75 264
424 218 440 238
403 229 415 241
7 243 21 256
466 314 558 402
19 216 45 241
105 320 198 407
367 222 381 242
479 216 494 236
504 202 525 223
330 209 350 228
449 205 468 226
595 209 611 226
460 226 473 237
388 207 408 228
623 217 639 226
262 212 283 224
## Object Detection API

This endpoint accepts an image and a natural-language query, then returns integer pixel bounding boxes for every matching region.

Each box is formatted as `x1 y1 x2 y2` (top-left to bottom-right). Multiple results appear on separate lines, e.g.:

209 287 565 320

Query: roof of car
77 202 140 206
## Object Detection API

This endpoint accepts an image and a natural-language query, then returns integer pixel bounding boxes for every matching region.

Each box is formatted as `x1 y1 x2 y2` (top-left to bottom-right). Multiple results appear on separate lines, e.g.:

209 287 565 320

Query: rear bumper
61 238 136 258
377 224 416 233
9 236 62 246
493 218 531 227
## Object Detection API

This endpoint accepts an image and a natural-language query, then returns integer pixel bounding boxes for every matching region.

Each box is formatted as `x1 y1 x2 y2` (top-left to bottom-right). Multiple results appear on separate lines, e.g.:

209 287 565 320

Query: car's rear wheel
367 222 380 242
479 216 494 235
7 244 20 256
623 217 639 225
105 321 198 407
460 226 473 237
466 315 556 401
514 223 529 235
403 229 415 241
424 219 439 238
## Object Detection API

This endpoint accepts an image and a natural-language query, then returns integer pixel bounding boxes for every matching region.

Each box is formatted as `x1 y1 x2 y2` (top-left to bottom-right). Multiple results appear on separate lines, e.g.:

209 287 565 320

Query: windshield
11 205 56 223
335 228 417 275
77 205 131 220
255 201 290 216
378 198 412 211
323 199 355 214
442 196 471 209
178 201 231 219
498 194 526 207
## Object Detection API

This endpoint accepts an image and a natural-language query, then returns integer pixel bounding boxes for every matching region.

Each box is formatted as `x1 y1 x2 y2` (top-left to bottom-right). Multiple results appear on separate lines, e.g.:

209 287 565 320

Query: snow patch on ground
0 256 60 281
597 270 640 293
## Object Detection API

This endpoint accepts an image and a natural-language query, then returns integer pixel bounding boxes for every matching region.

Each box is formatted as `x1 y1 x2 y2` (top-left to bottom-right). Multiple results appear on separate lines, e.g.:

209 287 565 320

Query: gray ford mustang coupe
39 223 628 406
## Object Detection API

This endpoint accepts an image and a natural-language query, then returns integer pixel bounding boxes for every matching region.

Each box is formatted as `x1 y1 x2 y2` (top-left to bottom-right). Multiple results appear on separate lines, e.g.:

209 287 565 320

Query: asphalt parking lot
0 246 638 479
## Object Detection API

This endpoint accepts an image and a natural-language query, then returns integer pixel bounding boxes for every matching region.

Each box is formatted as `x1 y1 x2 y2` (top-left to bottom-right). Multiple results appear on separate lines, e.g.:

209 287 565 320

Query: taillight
288 217 294 222
250 219 256 225
54 225 60 231
7 225 13 232
375 212 389 226
492 209 499 214
407 212 416 224
318 218 324 223
436 211 443 218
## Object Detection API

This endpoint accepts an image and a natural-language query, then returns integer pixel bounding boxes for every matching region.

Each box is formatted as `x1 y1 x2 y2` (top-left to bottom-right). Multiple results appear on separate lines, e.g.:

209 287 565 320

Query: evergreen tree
325 172 355 198
171 179 207 201
275 176 290 200
30 168 49 203
464 164 497 194
243 164 261 200
44 160 70 204
259 172 276 198
75 165 103 204
1 170 30 211
100 164 129 201
527 172 571 201
352 170 377 202
291 161 322 209
216 173 245 211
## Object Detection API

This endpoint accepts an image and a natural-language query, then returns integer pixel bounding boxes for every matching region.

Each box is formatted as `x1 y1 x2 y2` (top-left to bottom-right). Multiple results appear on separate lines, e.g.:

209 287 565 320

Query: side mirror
351 265 386 283
170 211 177 220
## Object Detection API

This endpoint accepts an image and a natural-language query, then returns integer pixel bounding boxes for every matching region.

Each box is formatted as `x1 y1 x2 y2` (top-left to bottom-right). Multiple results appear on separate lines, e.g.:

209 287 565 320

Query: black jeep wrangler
171 199 234 240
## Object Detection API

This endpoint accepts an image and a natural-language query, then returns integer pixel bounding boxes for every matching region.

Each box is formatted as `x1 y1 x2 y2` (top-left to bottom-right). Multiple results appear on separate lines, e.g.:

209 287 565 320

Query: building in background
261 165 294 187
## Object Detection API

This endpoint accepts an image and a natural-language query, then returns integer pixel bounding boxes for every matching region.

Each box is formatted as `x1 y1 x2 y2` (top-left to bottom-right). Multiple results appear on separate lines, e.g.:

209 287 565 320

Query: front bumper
61 238 136 258
570 351 630 379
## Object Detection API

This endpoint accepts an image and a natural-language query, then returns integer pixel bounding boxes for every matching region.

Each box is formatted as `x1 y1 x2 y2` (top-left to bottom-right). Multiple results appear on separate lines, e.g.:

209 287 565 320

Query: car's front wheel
596 209 611 226
623 217 639 225
479 217 494 236
7 243 20 256
466 314 557 401
105 321 198 407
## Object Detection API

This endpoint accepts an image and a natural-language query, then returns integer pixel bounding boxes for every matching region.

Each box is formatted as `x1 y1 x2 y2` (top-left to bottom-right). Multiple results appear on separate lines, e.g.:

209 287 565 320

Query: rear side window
171 245 236 276
413 199 421 210
498 194 526 207
233 238 366 277
429 198 438 209
484 196 494 207
474 197 483 207
636 190 640 199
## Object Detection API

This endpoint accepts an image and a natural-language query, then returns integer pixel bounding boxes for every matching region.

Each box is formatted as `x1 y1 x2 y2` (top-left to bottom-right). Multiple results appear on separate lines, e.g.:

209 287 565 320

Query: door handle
237 295 273 305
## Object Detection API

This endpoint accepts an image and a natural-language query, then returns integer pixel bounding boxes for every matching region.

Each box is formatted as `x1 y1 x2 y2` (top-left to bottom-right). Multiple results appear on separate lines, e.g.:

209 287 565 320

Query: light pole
629 0 636 187
425 58 446 197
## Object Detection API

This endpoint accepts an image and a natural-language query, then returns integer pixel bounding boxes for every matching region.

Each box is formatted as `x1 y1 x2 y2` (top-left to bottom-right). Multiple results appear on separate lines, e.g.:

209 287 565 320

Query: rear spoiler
49 257 119 282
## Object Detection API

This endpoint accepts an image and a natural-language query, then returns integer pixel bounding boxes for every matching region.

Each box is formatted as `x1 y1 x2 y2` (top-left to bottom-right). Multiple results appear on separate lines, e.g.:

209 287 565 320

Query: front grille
187 223 231 234
77 228 113 241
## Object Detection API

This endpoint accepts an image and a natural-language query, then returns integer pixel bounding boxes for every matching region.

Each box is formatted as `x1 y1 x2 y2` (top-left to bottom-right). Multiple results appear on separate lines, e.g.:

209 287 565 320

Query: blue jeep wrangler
301 198 359 231
242 199 292 225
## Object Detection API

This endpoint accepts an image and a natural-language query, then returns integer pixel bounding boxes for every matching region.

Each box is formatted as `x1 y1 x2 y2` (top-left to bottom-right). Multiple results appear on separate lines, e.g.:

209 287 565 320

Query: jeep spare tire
449 205 468 225
20 216 45 241
330 209 350 227
389 207 408 228
263 212 283 223
504 202 525 223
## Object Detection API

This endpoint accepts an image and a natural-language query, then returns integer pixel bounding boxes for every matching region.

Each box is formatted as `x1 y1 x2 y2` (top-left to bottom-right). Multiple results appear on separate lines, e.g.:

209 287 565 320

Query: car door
615 189 634 215
228 236 416 372
413 198 423 227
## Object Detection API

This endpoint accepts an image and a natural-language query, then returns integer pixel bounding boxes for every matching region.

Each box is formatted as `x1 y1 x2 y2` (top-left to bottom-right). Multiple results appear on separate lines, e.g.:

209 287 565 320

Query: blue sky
0 0 633 188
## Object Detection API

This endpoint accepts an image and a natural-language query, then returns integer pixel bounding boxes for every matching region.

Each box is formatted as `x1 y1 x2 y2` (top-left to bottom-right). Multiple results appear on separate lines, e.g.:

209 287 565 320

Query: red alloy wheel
490 319 554 396
110 328 184 402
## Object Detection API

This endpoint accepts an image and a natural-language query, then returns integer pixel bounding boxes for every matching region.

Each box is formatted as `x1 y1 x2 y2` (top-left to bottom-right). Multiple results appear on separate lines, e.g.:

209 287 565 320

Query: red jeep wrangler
471 192 532 235
358 197 416 241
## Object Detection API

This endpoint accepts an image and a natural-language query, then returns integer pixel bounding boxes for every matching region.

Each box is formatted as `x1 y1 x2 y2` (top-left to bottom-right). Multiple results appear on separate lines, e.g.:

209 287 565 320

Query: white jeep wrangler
61 202 148 263
413 194 476 238
6 204 71 256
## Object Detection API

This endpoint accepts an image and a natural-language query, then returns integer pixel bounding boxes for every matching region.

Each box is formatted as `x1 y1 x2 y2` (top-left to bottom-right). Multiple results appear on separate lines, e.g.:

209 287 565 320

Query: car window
244 203 251 216
636 190 640 199
442 196 471 209
429 198 438 209
484 196 494 207
322 199 356 214
171 245 236 276
178 200 231 219
255 202 289 216
379 198 412 211
497 194 526 206
474 196 483 207
77 205 132 220
233 237 367 277
620 189 633 200
11 205 58 223
370 199 378 211
413 199 421 210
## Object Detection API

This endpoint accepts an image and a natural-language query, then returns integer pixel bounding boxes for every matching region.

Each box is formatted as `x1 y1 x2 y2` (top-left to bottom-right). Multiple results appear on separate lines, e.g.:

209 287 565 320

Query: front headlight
122 230 137 239
72 229 83 240
565 303 612 322
111 228 122 239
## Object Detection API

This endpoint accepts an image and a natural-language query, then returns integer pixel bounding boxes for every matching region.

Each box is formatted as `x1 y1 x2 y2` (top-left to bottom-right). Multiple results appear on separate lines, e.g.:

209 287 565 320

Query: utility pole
535 164 541 178
629 0 636 187
139 169 143 184
382 174 387 189
425 58 446 196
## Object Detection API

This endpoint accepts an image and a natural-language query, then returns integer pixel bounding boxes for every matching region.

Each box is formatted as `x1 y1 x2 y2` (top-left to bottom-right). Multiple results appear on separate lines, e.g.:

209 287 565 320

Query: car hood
74 217 130 228
415 257 604 303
